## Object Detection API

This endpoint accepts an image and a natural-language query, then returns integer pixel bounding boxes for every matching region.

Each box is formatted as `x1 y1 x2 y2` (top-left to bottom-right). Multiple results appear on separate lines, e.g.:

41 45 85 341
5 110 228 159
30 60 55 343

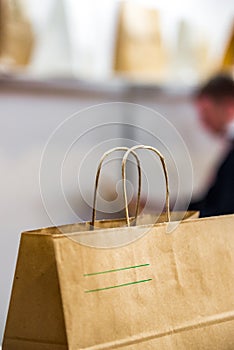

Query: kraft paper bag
3 214 234 350
3 146 234 349
114 3 167 82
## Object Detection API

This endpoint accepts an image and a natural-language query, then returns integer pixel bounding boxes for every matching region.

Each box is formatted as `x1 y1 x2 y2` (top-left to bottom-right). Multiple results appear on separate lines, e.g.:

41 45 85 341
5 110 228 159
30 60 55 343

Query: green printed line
83 263 150 277
85 278 152 293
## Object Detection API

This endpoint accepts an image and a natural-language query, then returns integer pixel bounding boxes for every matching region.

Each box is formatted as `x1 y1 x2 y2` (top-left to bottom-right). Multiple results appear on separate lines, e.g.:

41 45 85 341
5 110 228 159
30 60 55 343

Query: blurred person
189 74 234 217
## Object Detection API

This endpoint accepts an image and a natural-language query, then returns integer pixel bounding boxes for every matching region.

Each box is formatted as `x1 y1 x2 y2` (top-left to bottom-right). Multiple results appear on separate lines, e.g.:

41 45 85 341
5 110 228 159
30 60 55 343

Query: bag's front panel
53 215 234 349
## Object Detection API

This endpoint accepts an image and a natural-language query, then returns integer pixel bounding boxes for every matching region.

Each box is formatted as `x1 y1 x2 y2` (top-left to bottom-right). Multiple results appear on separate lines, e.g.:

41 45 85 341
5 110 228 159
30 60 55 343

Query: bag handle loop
90 147 142 229
122 145 170 227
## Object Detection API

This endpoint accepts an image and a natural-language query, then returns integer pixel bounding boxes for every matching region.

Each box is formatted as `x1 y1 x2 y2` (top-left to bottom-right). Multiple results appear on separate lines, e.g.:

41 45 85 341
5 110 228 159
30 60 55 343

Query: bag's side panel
3 339 67 350
53 215 234 350
3 233 68 350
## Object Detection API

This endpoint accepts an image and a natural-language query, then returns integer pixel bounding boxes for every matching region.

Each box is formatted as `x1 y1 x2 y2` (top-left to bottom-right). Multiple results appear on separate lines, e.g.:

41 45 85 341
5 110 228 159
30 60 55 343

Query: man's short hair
196 74 234 101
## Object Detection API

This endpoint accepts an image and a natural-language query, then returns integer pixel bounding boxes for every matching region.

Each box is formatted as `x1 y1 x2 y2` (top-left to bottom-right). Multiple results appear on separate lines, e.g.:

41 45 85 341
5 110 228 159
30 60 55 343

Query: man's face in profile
195 96 227 136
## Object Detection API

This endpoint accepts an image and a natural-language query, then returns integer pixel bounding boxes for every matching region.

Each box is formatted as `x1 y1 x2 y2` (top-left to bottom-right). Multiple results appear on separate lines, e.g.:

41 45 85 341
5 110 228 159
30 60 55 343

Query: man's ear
226 99 234 122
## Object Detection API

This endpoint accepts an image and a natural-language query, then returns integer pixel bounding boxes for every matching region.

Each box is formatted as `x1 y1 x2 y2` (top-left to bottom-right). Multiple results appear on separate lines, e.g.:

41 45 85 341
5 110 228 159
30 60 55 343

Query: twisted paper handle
90 147 142 229
122 145 170 227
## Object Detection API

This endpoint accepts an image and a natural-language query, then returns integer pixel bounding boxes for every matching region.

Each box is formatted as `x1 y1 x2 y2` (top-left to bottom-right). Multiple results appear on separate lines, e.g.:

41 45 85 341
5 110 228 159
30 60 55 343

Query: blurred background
0 0 234 344
1 0 234 81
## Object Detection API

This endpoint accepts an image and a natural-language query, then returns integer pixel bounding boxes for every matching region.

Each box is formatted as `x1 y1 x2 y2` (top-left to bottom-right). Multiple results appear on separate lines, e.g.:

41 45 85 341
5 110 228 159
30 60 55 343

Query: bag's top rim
20 211 196 234
20 212 234 239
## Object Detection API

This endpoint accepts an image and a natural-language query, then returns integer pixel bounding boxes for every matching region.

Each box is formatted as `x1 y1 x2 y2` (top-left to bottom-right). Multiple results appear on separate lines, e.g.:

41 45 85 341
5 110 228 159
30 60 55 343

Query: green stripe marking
85 278 152 293
83 263 150 277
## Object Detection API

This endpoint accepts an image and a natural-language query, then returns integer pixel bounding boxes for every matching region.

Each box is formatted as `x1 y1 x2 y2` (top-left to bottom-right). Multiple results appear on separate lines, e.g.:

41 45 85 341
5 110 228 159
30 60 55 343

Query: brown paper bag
114 3 167 82
0 0 34 68
3 146 234 349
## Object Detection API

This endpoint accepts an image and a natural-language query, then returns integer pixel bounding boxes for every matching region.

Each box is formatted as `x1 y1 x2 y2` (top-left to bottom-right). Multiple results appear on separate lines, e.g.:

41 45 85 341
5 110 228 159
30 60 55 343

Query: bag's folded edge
4 311 234 350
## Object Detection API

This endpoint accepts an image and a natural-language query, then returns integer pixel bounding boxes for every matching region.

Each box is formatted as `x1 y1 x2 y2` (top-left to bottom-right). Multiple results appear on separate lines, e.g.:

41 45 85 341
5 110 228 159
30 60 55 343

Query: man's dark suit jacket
189 139 234 217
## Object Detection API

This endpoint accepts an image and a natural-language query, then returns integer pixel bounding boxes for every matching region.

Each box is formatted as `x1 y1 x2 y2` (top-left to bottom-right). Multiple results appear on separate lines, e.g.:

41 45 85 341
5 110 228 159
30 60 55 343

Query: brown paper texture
3 212 234 349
